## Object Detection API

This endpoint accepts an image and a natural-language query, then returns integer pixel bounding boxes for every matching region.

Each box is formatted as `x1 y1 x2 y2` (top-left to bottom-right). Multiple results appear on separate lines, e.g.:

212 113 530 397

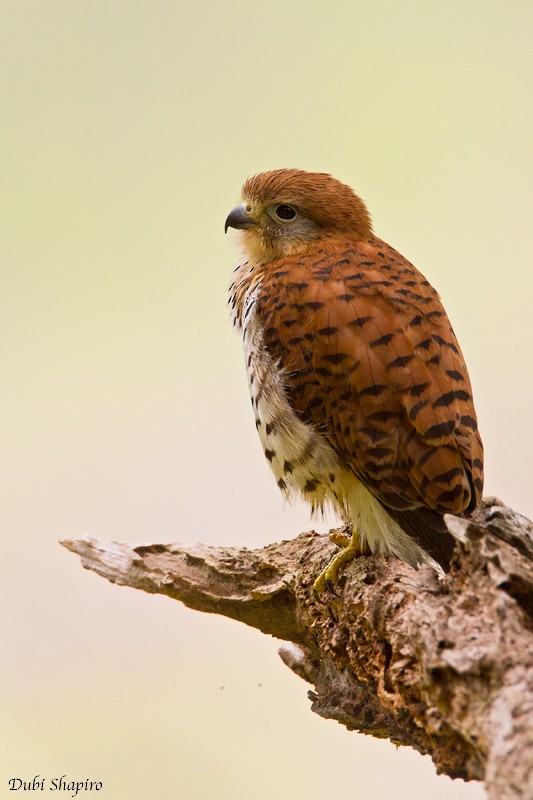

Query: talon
313 572 328 595
325 578 340 596
312 586 327 603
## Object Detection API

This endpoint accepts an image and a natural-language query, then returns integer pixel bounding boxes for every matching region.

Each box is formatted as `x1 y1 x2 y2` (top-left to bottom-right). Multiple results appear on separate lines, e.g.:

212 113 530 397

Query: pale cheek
236 230 266 263
237 223 321 262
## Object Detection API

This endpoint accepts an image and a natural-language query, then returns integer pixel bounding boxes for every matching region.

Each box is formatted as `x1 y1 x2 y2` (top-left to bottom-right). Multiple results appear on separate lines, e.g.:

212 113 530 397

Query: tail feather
384 505 456 572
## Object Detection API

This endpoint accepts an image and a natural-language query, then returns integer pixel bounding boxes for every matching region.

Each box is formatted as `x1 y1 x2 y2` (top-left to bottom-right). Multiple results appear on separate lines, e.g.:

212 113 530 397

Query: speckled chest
230 272 342 510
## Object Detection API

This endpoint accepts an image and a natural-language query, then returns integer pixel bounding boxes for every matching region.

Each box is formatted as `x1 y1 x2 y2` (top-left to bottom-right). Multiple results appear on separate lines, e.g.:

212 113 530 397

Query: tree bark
61 497 533 799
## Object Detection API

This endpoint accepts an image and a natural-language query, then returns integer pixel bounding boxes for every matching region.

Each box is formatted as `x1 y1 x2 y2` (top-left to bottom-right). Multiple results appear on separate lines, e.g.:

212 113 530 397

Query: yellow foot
313 532 361 594
329 530 352 549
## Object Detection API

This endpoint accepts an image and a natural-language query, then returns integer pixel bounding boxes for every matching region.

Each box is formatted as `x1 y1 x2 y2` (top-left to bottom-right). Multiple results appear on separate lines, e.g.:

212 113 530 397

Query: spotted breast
228 253 449 571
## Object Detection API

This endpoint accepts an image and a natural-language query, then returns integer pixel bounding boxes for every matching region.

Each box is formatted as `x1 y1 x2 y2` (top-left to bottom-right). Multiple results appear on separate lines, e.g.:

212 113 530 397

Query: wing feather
257 237 484 519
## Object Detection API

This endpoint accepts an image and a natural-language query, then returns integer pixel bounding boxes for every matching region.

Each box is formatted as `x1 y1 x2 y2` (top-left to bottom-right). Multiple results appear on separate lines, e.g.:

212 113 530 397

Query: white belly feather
243 287 342 511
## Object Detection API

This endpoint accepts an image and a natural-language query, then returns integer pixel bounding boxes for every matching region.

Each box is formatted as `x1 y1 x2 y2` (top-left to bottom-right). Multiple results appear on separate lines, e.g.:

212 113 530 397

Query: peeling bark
61 498 533 799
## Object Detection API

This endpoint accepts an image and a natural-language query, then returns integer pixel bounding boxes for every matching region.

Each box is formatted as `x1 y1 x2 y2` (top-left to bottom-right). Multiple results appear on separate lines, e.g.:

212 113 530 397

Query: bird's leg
313 525 366 593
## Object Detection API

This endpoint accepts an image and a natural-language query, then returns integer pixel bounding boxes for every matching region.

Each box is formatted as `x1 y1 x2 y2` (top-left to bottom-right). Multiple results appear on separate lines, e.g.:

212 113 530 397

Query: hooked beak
225 204 256 233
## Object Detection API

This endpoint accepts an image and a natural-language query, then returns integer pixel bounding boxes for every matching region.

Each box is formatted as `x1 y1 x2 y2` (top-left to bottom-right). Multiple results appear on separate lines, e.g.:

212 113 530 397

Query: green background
3 2 532 798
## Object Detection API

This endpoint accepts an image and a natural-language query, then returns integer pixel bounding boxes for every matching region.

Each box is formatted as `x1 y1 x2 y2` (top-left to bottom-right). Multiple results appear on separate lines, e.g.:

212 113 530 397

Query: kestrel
225 169 483 591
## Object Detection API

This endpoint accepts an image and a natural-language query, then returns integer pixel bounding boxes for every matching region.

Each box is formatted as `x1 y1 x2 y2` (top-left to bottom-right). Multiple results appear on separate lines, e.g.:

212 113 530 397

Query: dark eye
275 204 297 221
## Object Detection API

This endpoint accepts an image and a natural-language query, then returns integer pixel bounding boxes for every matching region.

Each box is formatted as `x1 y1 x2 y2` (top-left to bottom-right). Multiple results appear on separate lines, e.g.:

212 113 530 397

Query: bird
225 169 483 592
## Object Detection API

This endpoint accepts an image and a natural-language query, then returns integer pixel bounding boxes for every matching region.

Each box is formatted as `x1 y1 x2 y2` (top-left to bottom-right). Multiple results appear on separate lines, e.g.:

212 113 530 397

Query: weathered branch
61 498 533 799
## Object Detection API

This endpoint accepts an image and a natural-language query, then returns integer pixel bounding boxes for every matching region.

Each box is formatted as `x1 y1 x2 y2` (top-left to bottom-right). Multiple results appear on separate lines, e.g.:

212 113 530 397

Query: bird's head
225 168 373 262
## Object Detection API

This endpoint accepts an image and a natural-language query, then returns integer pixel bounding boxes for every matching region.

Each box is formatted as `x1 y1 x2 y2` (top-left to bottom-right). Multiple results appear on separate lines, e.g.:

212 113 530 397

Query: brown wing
257 236 484 522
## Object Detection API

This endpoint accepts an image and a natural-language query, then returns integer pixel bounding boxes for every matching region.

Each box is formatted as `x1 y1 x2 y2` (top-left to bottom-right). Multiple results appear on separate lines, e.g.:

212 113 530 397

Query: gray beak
225 205 255 233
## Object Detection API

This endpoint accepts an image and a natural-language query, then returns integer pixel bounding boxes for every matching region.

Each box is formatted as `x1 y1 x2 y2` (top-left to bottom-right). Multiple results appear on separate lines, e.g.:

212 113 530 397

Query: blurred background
2 1 532 798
